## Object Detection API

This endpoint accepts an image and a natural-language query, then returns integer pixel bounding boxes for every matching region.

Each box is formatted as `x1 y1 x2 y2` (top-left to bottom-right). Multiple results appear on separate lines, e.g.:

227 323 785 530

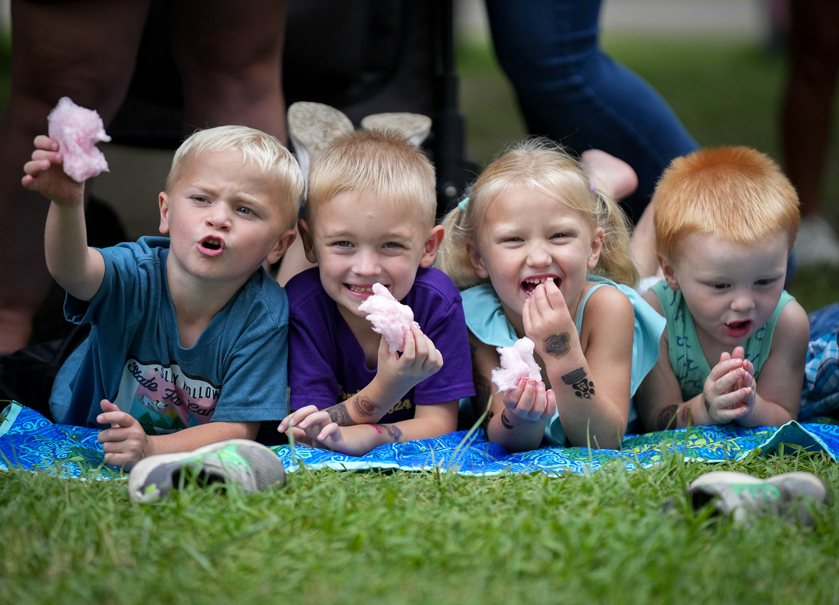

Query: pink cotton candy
47 97 111 183
491 337 542 392
357 283 420 355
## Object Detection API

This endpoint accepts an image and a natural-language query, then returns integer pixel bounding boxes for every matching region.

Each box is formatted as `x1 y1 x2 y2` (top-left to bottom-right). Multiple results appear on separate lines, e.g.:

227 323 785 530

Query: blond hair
167 125 304 231
653 146 800 260
437 138 638 289
306 129 436 227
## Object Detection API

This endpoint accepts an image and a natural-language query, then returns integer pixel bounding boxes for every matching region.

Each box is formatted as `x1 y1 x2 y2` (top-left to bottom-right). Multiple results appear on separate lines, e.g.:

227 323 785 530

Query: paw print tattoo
561 367 595 399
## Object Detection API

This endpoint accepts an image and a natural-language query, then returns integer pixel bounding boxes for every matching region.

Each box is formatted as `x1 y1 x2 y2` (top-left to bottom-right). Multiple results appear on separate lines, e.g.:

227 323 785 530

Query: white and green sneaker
128 439 286 503
686 471 829 525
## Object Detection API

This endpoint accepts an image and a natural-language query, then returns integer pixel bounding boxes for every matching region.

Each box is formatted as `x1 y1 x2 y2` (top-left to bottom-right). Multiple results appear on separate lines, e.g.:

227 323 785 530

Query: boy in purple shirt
278 130 474 455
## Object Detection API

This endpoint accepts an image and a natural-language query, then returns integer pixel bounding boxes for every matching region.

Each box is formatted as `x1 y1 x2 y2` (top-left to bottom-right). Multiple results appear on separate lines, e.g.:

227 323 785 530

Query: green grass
2 453 839 605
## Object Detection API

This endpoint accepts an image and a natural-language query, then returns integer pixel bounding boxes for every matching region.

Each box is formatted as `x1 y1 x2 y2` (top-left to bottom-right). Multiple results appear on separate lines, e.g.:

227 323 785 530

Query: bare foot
581 149 638 201
631 201 663 280
0 307 34 353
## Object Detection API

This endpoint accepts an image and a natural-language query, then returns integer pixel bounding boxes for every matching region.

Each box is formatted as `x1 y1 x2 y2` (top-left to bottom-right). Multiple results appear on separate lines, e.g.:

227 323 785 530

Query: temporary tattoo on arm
326 402 355 426
500 409 515 429
351 396 378 418
544 333 571 357
560 367 595 399
655 405 679 431
380 424 403 442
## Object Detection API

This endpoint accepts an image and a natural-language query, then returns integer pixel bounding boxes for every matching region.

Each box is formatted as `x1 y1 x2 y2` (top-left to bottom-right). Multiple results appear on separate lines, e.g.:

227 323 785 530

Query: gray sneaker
360 112 432 147
686 471 829 525
287 101 354 186
128 439 286 503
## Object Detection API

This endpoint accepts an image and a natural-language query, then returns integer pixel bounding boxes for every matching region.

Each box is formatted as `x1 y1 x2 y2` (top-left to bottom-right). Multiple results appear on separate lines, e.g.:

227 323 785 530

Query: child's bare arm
528 282 632 449
96 399 259 469
22 135 104 301
306 326 444 427
737 301 809 427
282 400 458 457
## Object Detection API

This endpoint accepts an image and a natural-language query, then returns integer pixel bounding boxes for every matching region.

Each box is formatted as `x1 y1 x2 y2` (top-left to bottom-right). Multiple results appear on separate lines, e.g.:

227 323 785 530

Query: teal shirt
650 280 793 402
462 276 666 446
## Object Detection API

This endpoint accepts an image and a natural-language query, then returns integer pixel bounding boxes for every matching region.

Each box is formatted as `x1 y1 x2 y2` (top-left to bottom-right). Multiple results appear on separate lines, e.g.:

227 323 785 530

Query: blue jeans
484 0 699 221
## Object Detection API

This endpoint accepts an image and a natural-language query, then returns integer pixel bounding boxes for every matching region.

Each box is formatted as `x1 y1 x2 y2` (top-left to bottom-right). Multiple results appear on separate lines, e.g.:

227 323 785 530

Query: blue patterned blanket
1 402 838 479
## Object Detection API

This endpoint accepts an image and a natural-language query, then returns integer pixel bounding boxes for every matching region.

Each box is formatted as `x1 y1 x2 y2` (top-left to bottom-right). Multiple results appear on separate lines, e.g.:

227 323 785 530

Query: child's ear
419 225 445 268
158 192 171 235
659 254 680 290
586 226 606 270
266 229 297 265
298 219 318 264
466 240 490 279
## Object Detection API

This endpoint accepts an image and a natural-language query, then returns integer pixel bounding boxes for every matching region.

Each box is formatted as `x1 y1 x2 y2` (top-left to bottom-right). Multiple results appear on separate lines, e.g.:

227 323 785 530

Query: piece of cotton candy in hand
357 283 420 355
491 337 542 392
47 97 111 183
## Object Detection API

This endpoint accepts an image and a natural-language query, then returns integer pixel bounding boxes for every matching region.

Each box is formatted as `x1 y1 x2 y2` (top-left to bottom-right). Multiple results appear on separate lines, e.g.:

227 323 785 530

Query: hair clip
458 197 469 211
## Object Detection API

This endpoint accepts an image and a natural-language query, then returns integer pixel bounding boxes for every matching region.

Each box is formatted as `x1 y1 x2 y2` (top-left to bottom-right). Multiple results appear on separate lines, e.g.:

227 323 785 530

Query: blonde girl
437 139 664 451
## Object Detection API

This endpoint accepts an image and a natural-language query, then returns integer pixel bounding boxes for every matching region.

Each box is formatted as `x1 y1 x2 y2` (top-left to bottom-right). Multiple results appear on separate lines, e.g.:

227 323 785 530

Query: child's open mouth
725 320 752 339
344 284 380 298
198 237 225 256
521 276 561 296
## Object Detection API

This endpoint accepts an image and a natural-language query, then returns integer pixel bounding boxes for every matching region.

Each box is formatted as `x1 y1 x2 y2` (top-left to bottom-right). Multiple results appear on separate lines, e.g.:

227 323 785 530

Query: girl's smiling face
468 187 604 333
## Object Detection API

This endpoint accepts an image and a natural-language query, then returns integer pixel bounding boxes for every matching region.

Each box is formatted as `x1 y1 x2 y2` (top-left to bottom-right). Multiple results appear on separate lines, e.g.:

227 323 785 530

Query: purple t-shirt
287 267 475 424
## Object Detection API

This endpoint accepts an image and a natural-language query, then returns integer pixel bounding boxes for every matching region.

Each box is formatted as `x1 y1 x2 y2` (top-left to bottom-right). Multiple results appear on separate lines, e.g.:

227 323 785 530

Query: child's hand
21 136 84 206
96 399 151 470
702 349 754 424
501 378 557 423
376 325 443 394
280 405 344 450
523 280 580 364
726 347 757 423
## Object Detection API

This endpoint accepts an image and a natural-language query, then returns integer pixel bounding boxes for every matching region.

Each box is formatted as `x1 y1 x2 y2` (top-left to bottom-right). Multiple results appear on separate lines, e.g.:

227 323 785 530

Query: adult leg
484 0 698 223
0 0 151 352
781 0 839 266
781 0 839 219
172 0 288 142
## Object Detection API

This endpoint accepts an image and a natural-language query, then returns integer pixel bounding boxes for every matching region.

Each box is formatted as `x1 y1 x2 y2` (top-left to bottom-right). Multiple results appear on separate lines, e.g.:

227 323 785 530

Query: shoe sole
360 112 432 147
287 102 354 180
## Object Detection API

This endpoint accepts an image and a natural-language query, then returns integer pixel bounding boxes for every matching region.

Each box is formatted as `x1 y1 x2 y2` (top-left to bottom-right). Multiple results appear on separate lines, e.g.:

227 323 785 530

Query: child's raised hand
501 378 557 423
726 347 757 423
376 325 443 394
21 136 84 206
702 349 754 424
96 399 151 470
523 280 580 364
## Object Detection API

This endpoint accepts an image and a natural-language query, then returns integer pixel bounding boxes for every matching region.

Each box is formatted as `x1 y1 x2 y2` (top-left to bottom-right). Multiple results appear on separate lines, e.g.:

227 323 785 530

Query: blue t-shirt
49 237 290 433
286 267 476 424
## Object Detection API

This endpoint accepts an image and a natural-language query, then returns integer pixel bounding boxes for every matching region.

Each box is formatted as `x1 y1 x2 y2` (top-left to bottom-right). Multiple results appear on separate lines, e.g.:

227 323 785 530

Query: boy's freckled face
307 192 433 323
665 232 789 348
159 150 289 285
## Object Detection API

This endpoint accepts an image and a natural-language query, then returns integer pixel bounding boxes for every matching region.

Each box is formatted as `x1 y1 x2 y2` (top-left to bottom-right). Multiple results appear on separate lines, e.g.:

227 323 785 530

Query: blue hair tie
457 197 469 211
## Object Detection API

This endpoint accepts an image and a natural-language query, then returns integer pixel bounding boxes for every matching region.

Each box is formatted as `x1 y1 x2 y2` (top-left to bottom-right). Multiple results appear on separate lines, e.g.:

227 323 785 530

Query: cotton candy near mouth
47 97 111 183
357 283 419 355
491 337 542 392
